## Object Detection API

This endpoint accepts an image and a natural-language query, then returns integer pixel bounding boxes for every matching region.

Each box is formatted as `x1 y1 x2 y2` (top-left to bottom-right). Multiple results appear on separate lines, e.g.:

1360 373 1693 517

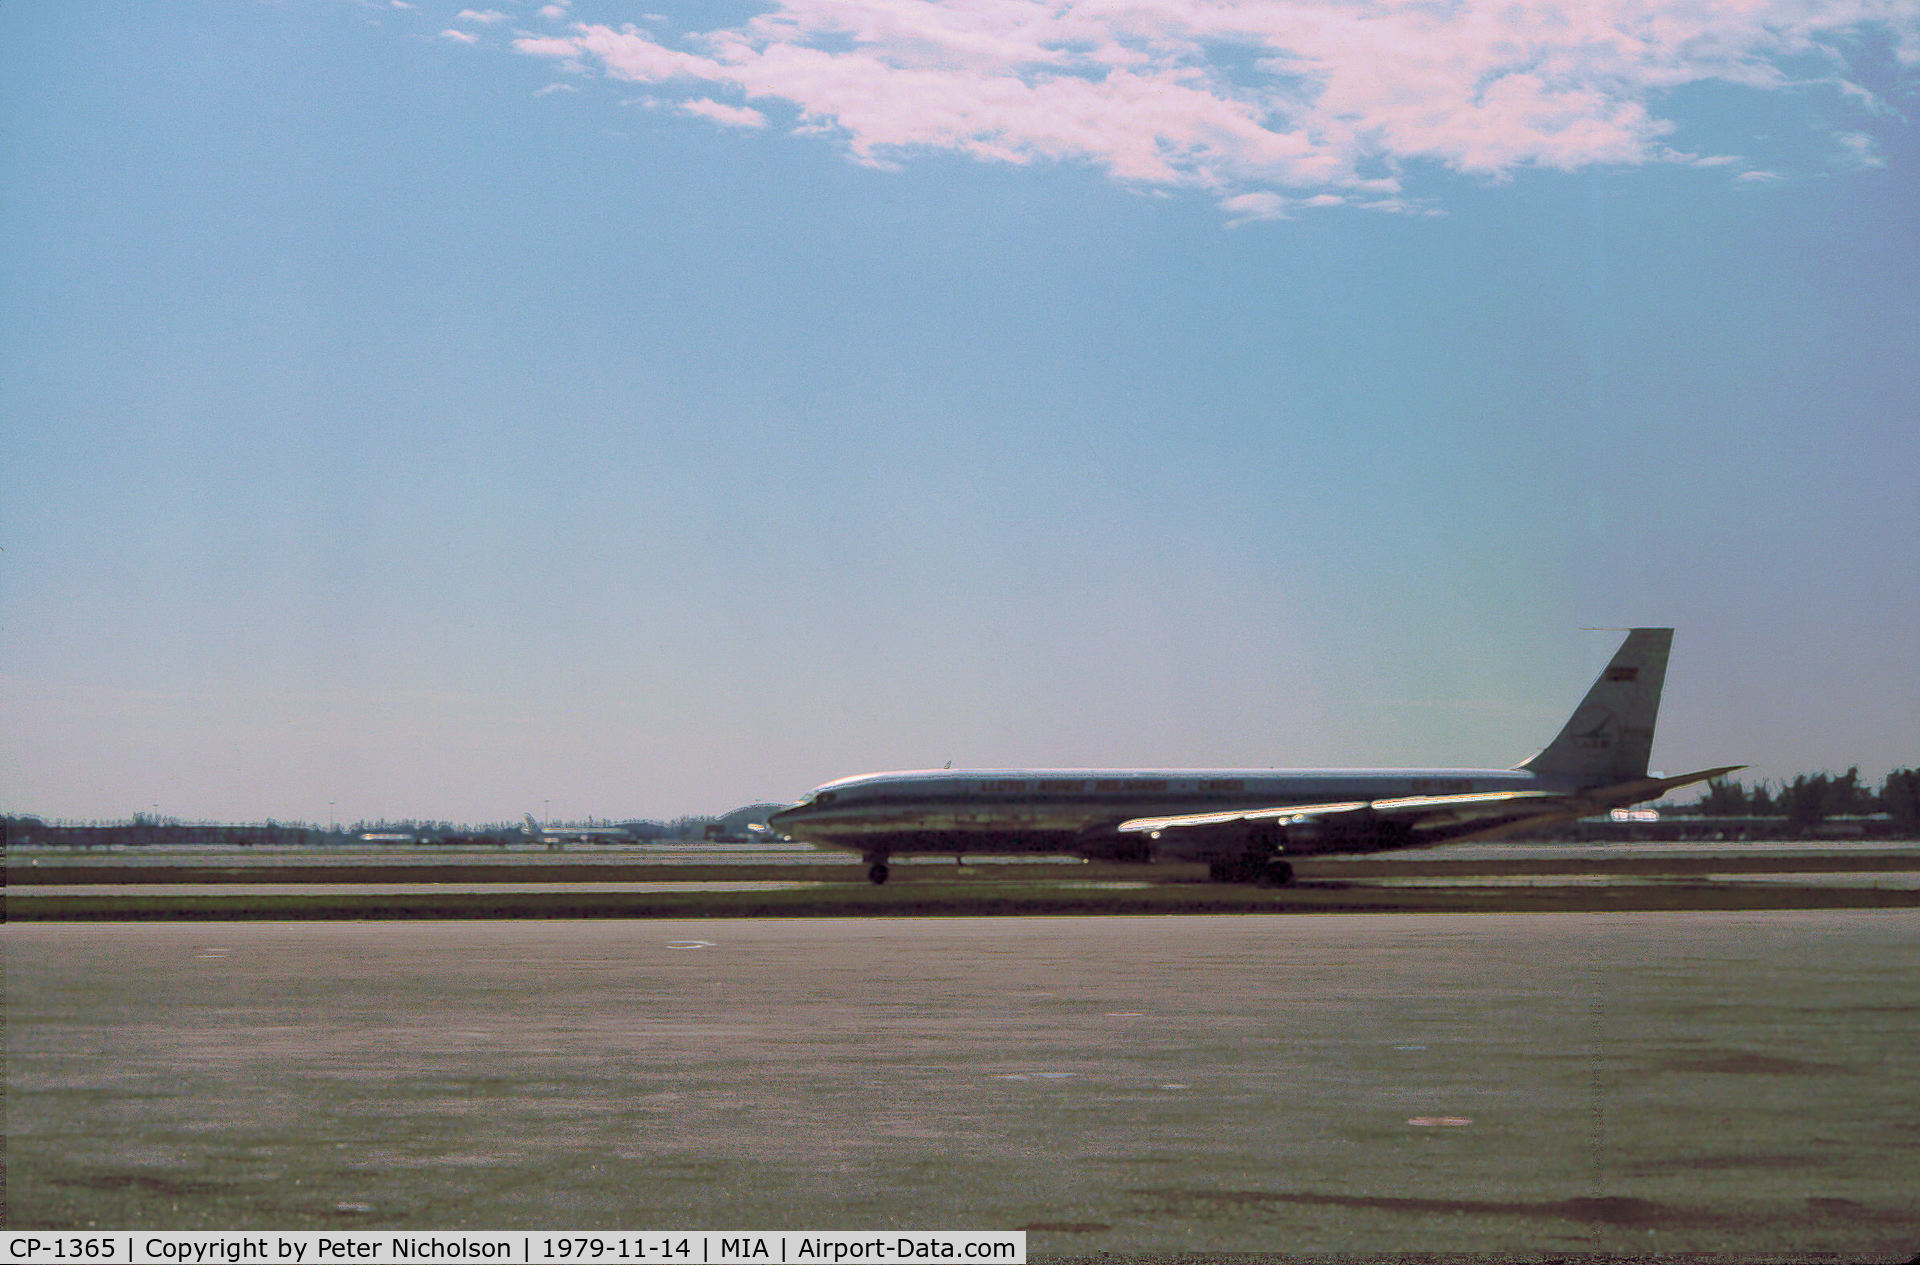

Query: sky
4 0 1918 825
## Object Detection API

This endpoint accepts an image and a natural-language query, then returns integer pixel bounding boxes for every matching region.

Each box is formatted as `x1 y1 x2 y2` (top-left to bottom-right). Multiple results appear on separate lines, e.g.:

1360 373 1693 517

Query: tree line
1694 767 1920 832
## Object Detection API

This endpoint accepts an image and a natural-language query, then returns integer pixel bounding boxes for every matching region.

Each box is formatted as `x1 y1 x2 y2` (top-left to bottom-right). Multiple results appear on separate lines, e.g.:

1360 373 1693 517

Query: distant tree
1780 774 1832 830
1829 766 1876 816
1884 768 1920 833
1749 781 1776 815
1698 777 1749 816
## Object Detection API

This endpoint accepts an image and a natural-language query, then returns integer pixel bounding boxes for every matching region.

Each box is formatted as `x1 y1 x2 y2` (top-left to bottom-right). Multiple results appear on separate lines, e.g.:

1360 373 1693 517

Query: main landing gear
865 855 891 885
1207 858 1295 887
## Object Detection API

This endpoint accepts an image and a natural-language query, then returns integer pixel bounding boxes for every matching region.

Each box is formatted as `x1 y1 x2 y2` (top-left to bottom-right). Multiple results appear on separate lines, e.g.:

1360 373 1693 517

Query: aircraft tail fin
1519 628 1673 788
524 813 544 838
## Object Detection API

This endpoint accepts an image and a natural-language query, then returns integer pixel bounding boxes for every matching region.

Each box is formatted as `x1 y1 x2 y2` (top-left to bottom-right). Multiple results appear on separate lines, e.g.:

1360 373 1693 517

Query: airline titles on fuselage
976 777 1243 794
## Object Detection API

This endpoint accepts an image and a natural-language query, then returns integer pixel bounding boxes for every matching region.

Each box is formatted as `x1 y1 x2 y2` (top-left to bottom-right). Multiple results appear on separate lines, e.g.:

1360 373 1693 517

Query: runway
9 840 1919 919
6 912 1917 1260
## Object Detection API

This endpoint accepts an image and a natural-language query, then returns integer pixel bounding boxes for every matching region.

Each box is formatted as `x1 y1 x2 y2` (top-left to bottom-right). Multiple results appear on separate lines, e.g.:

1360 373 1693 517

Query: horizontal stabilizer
1556 765 1748 815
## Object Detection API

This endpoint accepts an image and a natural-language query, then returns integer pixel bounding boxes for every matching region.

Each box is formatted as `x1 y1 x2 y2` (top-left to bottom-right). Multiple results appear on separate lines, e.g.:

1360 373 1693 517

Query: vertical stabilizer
1519 628 1672 787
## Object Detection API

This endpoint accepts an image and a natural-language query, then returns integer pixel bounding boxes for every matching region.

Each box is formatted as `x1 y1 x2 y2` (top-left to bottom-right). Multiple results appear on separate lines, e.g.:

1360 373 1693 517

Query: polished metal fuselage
767 766 1544 859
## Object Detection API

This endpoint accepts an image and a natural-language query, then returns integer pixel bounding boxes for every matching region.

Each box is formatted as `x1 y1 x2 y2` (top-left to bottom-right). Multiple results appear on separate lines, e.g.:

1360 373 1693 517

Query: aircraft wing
1116 789 1557 835
1116 765 1745 846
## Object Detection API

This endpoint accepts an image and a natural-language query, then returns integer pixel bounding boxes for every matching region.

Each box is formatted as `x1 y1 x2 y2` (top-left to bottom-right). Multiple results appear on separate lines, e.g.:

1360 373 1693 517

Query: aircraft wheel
867 862 890 886
1259 860 1295 888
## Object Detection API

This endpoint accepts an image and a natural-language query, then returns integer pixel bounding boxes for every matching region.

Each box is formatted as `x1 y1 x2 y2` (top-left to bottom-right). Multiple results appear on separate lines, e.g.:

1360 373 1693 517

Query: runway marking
1407 1116 1474 1127
665 940 715 950
1104 1011 1145 1017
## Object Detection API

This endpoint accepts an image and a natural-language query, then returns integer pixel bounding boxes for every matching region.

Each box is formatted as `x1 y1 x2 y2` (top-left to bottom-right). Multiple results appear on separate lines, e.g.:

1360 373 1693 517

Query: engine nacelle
1122 812 1417 862
1278 812 1415 855
1126 820 1283 864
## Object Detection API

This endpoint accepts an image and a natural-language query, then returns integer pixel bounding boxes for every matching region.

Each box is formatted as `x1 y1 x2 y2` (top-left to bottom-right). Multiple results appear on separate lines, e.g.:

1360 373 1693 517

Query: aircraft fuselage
767 766 1547 859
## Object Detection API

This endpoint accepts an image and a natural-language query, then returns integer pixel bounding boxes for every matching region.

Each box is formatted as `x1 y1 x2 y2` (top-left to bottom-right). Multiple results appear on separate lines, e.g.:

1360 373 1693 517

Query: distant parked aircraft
522 814 633 845
768 629 1739 885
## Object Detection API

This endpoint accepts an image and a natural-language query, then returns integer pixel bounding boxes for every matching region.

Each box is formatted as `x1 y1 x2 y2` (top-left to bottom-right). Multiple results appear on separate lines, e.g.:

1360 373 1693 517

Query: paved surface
13 838 1920 869
12 841 1920 920
6 913 1918 1261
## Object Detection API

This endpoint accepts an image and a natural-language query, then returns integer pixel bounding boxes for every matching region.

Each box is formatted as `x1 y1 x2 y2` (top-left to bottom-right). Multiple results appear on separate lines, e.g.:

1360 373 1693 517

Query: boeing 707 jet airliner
767 628 1739 885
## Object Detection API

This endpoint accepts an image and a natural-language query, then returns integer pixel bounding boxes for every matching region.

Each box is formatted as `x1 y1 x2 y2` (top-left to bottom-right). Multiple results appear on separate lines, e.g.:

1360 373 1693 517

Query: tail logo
1605 666 1640 682
1570 704 1619 750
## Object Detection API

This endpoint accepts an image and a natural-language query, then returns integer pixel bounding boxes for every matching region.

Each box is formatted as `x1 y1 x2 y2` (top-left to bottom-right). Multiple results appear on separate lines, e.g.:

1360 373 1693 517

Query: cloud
1220 191 1301 222
534 81 579 96
440 27 480 45
508 1 1919 212
678 98 769 129
455 8 511 24
1834 131 1886 169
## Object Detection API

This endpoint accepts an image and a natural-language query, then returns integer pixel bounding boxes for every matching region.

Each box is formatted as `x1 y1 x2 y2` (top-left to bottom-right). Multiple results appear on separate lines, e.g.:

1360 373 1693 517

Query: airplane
522 814 635 845
765 628 1740 886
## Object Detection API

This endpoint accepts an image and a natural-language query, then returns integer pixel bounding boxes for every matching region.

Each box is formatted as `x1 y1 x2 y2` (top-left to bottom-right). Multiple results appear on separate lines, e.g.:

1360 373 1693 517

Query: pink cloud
509 1 1919 212
678 98 770 129
512 35 581 59
522 24 726 82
